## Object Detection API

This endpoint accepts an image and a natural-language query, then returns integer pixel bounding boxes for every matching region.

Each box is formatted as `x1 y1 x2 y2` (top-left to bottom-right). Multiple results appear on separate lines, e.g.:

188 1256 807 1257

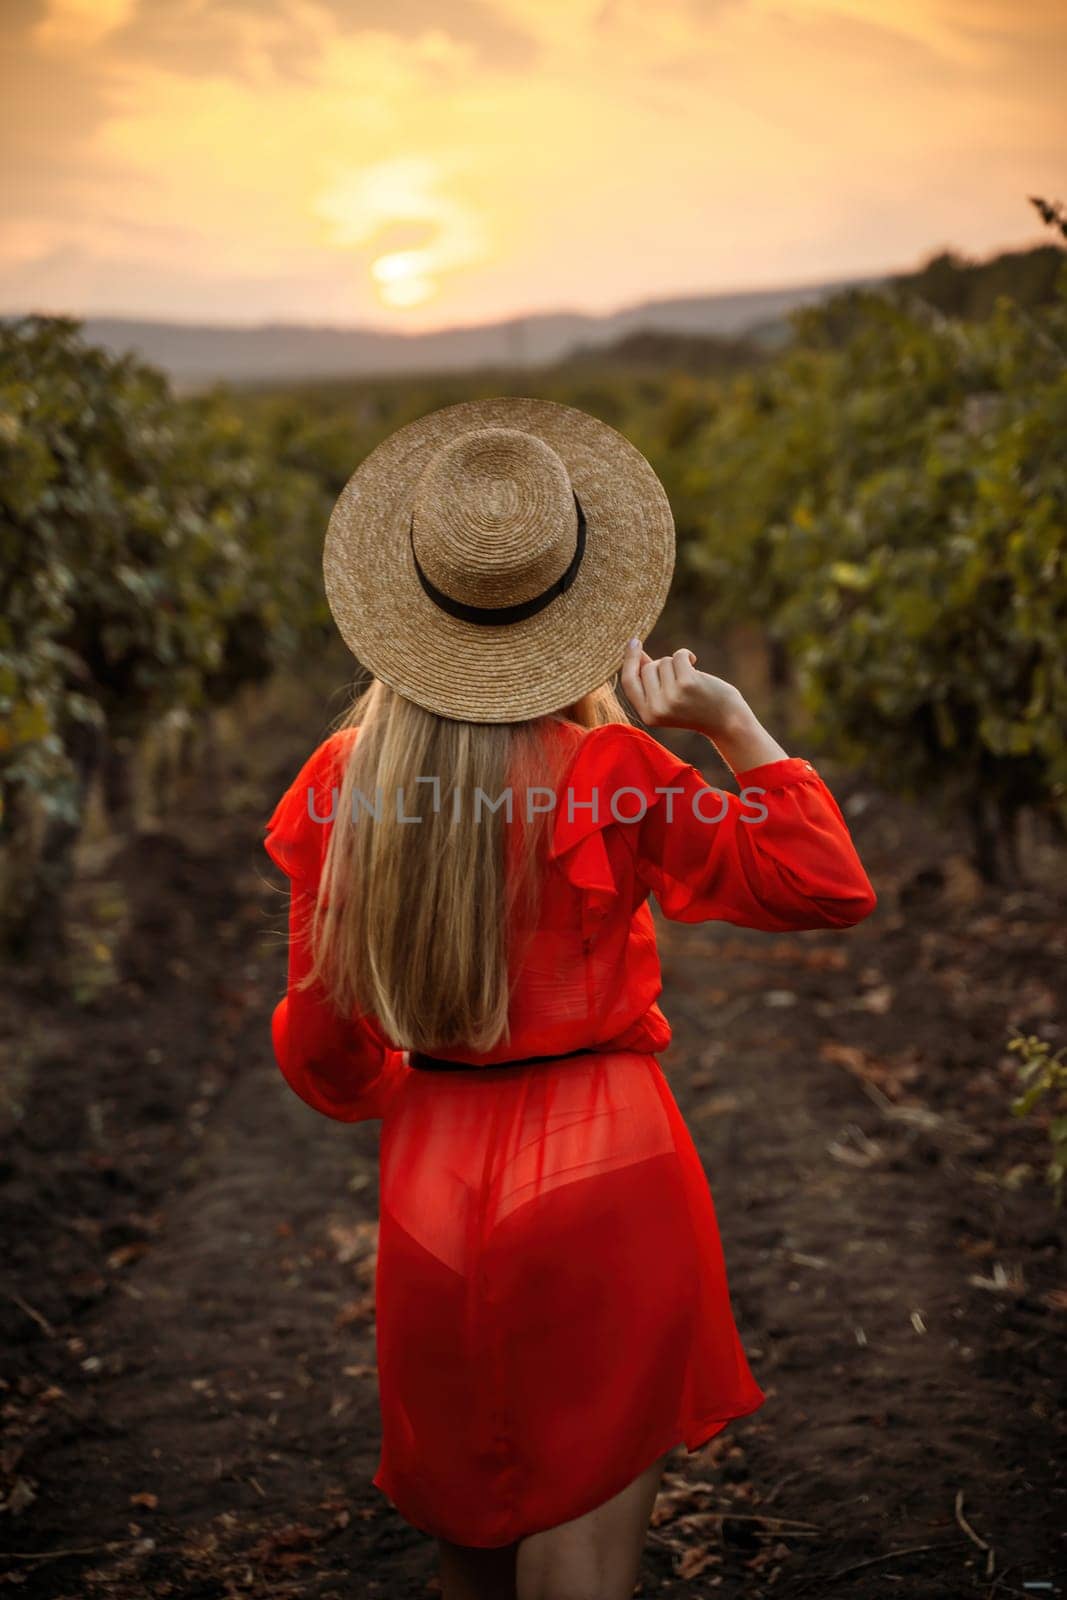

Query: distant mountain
62 274 882 388
566 326 766 378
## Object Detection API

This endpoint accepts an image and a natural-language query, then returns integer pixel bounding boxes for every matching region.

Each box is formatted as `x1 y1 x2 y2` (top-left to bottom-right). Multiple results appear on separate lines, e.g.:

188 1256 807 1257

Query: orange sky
1 0 1063 330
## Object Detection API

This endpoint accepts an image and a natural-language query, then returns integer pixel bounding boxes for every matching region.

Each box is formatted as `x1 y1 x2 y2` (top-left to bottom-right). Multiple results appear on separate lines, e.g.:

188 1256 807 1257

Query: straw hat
322 396 675 723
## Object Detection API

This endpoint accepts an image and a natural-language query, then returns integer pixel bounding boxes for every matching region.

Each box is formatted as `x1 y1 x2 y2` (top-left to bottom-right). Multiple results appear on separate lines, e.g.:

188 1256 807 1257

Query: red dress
263 717 877 1548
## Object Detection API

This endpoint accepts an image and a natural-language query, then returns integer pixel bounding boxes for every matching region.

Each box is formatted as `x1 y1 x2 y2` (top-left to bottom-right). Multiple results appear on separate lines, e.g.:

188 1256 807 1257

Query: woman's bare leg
515 1449 673 1600
437 1536 518 1600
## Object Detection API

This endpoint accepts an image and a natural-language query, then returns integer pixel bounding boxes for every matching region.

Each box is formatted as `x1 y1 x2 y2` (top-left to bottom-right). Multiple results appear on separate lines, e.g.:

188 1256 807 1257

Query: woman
263 399 877 1600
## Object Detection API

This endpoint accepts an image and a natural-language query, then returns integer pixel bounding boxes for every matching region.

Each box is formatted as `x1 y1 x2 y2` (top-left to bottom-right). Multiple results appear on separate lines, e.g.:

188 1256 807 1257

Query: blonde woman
264 401 877 1600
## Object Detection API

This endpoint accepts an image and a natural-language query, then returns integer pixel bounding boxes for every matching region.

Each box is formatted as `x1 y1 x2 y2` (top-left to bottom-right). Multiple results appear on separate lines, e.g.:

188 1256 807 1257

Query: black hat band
410 492 587 627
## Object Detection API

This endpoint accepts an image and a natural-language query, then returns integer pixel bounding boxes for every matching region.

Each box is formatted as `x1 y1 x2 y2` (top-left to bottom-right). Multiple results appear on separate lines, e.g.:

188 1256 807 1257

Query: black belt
408 1044 600 1072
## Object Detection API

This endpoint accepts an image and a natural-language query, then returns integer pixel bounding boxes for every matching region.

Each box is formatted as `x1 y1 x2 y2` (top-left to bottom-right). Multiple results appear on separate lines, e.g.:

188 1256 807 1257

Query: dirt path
2 742 1064 1599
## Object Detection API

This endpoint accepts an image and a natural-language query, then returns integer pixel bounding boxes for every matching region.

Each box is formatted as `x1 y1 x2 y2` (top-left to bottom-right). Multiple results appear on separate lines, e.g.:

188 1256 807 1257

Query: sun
315 158 487 317
371 250 436 309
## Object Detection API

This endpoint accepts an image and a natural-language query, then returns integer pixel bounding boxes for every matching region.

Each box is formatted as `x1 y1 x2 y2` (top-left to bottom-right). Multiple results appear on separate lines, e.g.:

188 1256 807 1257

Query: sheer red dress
263 716 877 1548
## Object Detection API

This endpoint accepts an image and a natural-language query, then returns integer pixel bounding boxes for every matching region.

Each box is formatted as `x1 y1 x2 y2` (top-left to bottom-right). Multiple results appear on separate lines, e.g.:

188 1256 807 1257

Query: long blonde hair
302 677 631 1053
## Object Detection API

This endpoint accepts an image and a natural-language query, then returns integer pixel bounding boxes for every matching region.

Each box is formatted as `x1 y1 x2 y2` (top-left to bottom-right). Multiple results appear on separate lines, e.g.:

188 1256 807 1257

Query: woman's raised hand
620 638 746 737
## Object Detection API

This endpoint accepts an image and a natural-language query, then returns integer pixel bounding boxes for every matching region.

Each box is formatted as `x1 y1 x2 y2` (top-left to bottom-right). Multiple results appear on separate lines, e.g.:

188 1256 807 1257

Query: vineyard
4 246 1065 956
2 231 1066 1597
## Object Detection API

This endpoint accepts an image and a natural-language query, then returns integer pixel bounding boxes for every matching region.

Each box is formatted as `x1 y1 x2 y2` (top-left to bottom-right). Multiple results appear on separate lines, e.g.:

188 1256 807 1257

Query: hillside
66 274 877 387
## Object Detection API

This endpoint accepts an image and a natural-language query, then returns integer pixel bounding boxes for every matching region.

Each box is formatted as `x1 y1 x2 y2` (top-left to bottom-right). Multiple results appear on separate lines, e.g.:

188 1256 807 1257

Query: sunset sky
2 0 1063 331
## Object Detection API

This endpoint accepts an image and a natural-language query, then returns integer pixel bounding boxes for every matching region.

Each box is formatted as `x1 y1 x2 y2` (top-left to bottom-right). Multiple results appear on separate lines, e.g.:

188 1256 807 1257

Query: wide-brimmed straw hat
322 396 675 723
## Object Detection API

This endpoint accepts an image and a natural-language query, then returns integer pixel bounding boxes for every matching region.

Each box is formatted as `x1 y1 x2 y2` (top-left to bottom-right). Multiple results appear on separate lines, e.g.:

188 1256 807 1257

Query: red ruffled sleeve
263 728 410 1123
548 723 877 934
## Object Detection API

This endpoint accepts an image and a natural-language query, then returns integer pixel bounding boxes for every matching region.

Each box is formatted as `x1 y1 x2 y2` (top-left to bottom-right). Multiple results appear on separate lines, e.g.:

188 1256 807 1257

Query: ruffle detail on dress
545 726 833 932
546 725 701 927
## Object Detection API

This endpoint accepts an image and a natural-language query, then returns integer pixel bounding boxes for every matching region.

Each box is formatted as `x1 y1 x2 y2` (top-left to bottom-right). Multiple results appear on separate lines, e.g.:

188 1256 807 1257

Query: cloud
285 0 537 68
776 0 1067 68
32 0 137 50
30 0 537 82
0 236 368 324
1 0 1063 328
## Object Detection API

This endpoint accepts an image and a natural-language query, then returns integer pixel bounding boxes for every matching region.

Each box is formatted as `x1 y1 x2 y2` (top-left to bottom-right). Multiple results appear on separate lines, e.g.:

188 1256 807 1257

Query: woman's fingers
640 655 662 721
621 639 676 724
623 640 704 726
620 638 657 722
674 648 698 683
622 641 744 735
620 637 646 716
650 653 675 721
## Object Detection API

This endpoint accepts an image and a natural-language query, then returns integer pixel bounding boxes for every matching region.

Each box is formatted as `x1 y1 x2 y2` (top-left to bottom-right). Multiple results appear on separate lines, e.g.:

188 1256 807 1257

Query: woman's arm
263 730 409 1123
619 640 877 931
271 880 410 1123
698 697 790 775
